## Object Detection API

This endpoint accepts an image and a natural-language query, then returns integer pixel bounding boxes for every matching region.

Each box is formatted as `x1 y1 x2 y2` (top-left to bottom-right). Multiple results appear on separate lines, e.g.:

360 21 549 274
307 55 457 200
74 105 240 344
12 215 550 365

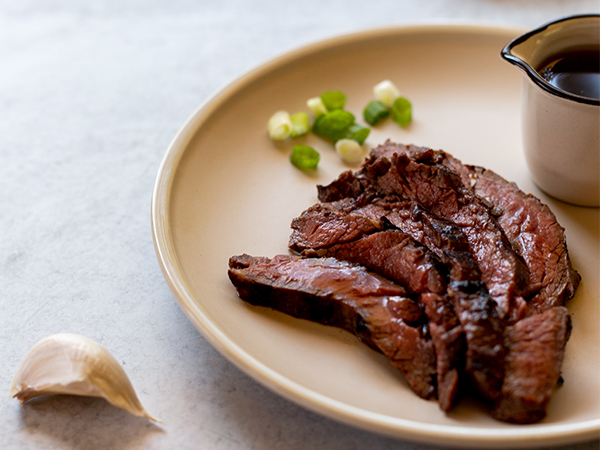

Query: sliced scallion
320 90 347 111
335 138 365 164
373 80 401 108
391 97 412 127
290 145 320 170
363 100 390 126
306 97 328 116
344 123 370 145
290 112 309 137
312 109 355 141
267 110 292 140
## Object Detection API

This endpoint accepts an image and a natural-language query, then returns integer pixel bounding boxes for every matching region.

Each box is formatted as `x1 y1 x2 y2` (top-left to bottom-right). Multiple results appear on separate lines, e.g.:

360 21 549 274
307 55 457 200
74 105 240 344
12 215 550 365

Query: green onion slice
306 97 328 116
290 112 309 137
392 97 412 127
373 80 401 108
290 145 320 170
312 109 355 141
320 90 347 111
335 138 365 164
363 100 390 126
344 123 370 145
267 110 292 140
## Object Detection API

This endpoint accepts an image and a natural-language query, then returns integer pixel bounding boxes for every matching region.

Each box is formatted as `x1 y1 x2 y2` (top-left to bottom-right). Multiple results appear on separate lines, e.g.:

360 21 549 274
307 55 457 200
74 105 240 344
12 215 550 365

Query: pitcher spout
501 14 600 105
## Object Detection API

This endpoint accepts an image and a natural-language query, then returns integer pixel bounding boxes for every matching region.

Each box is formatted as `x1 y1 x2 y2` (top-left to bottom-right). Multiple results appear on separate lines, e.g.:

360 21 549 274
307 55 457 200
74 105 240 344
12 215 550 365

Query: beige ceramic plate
152 25 600 448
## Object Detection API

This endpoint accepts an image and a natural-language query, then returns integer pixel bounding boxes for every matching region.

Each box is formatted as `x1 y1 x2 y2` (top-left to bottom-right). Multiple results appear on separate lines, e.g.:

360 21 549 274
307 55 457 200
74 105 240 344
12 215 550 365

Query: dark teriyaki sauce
538 49 600 100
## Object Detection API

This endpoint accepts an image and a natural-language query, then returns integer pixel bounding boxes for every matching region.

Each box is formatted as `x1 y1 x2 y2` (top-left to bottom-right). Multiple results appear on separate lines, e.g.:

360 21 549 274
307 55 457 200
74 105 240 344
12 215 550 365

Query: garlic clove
10 333 160 422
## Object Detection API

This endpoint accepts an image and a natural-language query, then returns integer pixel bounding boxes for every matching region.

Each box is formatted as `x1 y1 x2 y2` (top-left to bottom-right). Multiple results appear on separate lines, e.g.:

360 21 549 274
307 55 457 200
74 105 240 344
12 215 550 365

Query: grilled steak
364 142 579 421
228 140 580 424
228 254 437 399
317 169 366 203
314 158 513 401
492 307 571 423
382 201 484 287
293 196 484 288
297 226 464 409
289 200 382 252
300 228 447 295
376 141 581 315
420 292 463 411
361 150 530 322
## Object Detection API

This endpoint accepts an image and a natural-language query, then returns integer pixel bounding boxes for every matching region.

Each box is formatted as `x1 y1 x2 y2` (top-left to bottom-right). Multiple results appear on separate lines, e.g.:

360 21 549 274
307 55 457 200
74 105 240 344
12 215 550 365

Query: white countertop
2 1 599 449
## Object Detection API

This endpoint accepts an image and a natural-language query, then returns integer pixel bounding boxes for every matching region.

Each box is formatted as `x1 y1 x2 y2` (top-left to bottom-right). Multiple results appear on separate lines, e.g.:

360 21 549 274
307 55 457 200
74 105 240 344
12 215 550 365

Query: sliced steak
307 188 484 292
228 254 437 399
451 165 580 315
492 307 571 423
394 203 506 400
380 141 581 315
362 142 579 412
289 198 381 253
230 140 579 423
297 227 462 409
316 169 367 203
361 149 530 322
451 289 505 400
386 203 477 273
309 176 505 401
469 167 580 315
301 228 447 295
420 292 464 411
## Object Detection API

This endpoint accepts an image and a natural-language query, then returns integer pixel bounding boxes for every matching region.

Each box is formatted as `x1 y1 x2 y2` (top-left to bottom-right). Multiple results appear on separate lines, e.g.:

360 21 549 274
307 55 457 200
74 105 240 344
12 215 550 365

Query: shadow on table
17 395 163 450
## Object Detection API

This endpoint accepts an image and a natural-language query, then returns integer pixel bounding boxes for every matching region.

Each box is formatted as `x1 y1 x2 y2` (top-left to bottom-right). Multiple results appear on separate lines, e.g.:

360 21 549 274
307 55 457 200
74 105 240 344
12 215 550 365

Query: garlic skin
10 333 159 422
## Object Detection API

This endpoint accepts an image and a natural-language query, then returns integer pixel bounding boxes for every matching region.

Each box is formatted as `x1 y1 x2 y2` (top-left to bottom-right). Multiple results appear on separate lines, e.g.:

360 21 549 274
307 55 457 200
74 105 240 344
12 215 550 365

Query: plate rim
151 22 600 448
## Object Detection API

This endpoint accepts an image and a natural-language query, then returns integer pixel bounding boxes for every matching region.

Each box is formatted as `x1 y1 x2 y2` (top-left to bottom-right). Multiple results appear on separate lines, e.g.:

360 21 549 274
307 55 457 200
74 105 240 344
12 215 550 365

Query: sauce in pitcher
538 49 600 100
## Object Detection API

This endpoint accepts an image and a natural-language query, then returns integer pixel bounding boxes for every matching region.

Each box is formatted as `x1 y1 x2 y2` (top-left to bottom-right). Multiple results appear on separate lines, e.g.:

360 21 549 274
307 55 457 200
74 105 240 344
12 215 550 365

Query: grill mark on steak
373 199 485 289
451 290 505 400
492 307 571 423
420 292 464 411
290 195 483 294
228 254 437 399
315 183 484 291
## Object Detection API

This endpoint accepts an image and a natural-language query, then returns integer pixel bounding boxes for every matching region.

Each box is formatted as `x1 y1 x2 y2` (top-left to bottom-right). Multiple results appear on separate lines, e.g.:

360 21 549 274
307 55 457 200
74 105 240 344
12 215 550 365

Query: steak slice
301 228 447 295
492 307 572 423
467 167 580 315
451 289 505 400
387 204 505 401
317 169 366 203
420 292 464 411
383 202 484 288
228 254 437 399
289 198 381 253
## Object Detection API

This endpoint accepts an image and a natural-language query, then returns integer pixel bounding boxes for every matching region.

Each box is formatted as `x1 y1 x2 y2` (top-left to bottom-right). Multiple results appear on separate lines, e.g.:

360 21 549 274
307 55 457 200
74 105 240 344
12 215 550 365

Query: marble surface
1 1 599 449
